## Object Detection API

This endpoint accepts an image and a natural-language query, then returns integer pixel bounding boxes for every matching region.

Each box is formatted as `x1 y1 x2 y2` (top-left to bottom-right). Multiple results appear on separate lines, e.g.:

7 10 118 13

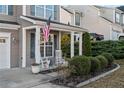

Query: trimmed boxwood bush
101 53 114 66
69 56 91 76
96 55 108 69
89 57 101 74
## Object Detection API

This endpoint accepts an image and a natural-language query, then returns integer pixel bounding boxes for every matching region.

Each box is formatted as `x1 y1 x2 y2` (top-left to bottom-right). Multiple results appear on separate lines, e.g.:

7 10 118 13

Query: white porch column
35 26 41 64
71 32 74 58
22 28 26 67
79 32 82 56
59 31 61 50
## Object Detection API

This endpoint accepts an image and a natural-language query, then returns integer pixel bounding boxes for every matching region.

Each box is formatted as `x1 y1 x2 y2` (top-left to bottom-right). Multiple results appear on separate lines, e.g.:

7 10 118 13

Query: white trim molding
71 31 74 58
20 16 36 24
0 23 20 30
79 32 82 55
59 31 61 50
35 26 41 64
22 28 26 67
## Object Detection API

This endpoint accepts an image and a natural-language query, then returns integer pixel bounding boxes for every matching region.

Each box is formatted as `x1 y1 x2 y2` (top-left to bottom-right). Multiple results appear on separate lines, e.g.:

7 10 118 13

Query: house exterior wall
60 7 73 25
100 8 114 23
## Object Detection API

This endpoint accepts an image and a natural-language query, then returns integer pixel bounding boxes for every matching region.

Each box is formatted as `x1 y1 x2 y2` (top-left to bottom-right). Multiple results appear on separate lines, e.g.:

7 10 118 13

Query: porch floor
0 67 64 88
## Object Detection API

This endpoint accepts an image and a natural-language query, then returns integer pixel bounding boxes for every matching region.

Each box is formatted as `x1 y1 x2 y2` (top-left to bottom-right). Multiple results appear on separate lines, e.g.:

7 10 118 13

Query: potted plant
31 63 40 74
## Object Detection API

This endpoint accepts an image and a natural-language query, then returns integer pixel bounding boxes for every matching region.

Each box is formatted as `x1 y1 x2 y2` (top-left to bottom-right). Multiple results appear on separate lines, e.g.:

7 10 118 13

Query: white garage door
0 37 10 69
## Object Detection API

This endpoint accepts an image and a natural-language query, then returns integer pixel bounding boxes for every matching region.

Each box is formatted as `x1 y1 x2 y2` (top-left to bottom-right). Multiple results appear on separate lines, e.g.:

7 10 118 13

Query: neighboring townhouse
64 5 124 40
0 5 87 69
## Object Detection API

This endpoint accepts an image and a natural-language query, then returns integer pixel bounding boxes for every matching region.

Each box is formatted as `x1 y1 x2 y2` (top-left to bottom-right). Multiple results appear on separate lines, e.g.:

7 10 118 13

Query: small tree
83 32 91 56
61 34 70 57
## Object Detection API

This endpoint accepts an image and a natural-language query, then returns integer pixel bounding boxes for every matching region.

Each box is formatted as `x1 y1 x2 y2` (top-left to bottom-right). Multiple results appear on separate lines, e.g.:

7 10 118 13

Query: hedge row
62 40 124 59
91 40 124 59
69 53 114 76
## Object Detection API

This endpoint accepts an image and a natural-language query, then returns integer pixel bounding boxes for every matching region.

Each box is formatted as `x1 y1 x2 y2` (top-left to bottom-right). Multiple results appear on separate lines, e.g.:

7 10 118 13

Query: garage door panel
0 37 10 69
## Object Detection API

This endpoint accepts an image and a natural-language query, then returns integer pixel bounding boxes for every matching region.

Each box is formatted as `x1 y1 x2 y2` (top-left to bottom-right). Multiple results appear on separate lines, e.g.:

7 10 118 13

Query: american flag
42 16 51 42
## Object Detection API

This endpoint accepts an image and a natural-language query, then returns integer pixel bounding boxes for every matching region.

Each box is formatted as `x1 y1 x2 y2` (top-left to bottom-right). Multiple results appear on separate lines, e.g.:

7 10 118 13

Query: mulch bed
40 68 58 74
50 64 117 88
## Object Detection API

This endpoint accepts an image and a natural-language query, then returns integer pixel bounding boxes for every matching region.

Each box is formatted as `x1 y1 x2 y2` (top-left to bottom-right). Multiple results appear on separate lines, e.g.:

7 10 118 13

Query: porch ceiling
20 16 88 33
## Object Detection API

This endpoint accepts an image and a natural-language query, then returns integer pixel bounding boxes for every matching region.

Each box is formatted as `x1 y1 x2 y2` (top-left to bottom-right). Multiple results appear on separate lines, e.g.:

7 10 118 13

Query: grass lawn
82 59 124 88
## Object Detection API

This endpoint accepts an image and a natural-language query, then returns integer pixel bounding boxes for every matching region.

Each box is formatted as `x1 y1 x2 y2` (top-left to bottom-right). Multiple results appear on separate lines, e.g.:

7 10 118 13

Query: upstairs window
115 12 120 24
75 12 81 26
0 5 13 15
31 5 57 20
46 5 54 20
0 5 6 14
35 5 44 18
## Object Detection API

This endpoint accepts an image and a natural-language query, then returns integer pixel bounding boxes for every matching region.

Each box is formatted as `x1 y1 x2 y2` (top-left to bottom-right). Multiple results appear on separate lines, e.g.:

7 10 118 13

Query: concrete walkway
0 68 64 88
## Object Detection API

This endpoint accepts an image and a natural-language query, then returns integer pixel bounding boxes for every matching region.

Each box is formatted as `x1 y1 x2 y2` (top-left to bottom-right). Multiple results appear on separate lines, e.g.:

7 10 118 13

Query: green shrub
62 40 124 59
96 55 108 69
101 53 114 66
69 56 91 76
91 40 124 59
83 32 91 56
89 57 101 73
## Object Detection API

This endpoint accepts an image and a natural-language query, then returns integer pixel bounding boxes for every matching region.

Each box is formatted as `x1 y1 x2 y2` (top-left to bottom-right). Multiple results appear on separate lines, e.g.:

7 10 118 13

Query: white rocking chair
40 58 50 70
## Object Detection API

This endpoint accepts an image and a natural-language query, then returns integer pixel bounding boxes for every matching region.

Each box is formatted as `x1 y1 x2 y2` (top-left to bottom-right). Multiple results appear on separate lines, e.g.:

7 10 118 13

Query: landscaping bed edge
76 63 120 87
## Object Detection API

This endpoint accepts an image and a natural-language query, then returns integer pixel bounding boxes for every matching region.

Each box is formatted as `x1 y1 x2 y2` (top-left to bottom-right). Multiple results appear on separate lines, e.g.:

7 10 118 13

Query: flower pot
31 63 40 74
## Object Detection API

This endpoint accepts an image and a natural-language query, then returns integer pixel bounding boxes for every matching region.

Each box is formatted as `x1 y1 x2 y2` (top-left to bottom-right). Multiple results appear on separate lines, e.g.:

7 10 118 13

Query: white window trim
115 12 120 24
0 23 20 30
74 11 81 27
40 34 54 58
0 5 8 15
